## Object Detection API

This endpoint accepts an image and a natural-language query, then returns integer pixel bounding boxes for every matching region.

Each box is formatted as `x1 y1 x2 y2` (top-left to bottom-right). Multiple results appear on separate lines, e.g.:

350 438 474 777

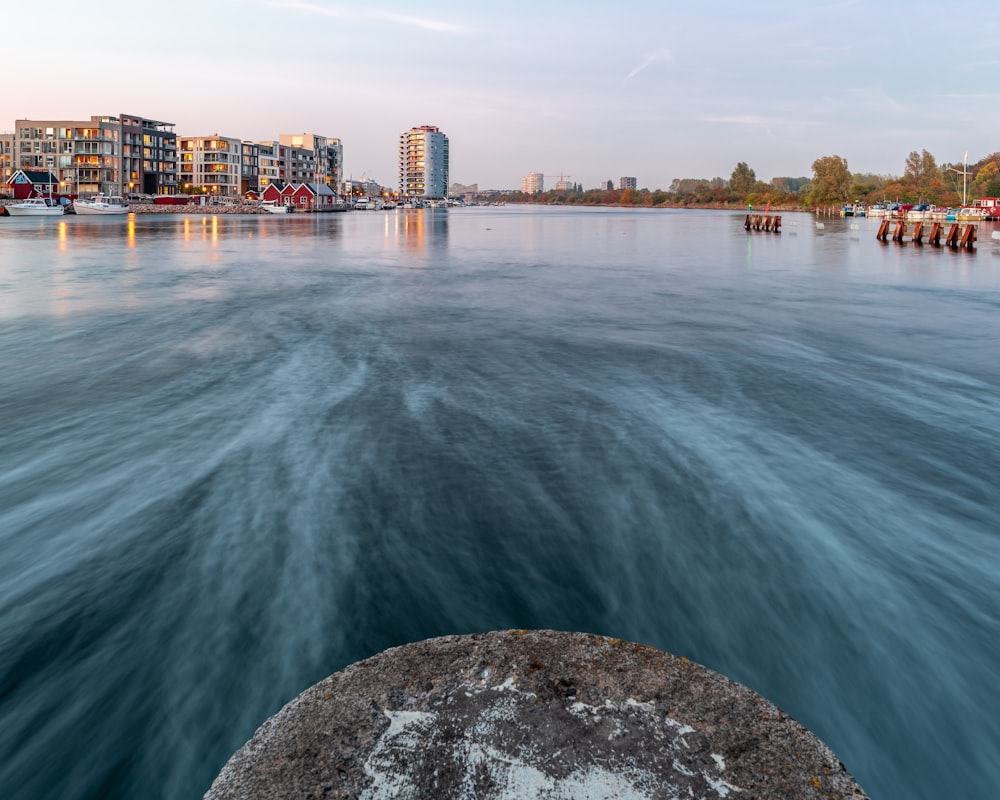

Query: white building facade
399 125 449 199
521 172 544 194
178 134 242 197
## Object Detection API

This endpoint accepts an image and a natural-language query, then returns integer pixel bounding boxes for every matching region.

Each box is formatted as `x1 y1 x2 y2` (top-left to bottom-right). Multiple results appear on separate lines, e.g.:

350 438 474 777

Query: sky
4 0 999 190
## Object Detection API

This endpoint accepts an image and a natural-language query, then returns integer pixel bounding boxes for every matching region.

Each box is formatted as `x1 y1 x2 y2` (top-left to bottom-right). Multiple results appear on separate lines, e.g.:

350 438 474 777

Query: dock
876 220 977 249
744 213 781 232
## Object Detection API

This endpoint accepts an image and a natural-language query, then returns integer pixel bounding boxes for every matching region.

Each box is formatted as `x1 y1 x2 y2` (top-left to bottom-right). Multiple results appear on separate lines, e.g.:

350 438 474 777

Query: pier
744 213 781 232
876 219 977 249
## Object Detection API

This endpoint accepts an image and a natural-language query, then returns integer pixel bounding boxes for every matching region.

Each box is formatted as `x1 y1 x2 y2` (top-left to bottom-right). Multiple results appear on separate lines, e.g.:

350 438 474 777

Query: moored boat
73 195 130 215
5 197 66 216
260 200 291 214
955 206 986 222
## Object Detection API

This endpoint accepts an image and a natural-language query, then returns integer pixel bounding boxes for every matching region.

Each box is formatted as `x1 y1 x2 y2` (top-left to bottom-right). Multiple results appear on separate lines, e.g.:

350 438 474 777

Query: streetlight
945 152 970 207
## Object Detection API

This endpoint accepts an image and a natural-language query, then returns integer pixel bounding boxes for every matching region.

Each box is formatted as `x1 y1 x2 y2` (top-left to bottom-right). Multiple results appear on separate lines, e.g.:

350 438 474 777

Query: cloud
699 113 822 139
623 48 671 83
252 0 469 33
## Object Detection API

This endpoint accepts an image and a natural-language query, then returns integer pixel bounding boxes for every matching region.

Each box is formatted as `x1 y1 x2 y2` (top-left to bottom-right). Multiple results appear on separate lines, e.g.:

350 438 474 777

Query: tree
972 161 999 198
903 149 940 197
809 155 851 204
729 162 756 197
606 179 614 191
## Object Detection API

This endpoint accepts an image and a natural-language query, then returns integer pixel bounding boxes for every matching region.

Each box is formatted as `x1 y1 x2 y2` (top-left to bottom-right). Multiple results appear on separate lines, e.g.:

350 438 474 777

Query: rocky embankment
129 203 275 214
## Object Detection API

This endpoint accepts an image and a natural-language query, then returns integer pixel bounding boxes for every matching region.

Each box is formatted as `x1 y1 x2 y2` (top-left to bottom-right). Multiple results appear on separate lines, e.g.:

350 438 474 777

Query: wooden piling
892 221 907 242
945 224 959 247
912 222 924 244
743 213 780 234
960 224 976 249
876 220 889 240
928 222 942 246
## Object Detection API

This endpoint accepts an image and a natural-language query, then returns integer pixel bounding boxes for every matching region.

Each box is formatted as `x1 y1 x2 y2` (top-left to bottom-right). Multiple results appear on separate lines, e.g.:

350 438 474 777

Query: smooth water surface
1 207 998 799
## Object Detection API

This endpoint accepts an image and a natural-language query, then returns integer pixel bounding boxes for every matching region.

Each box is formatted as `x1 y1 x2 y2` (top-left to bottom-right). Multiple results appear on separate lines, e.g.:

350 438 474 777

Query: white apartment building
399 125 449 199
178 134 242 197
521 172 544 194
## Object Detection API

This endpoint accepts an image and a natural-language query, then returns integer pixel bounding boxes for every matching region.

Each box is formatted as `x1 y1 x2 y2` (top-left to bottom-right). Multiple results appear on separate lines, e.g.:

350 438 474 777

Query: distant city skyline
4 1 998 189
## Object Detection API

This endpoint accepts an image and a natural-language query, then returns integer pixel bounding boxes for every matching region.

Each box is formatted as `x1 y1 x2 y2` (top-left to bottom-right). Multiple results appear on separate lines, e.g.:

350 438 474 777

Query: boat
905 203 934 222
955 207 986 222
260 200 291 214
5 197 66 216
973 197 1000 221
73 195 130 215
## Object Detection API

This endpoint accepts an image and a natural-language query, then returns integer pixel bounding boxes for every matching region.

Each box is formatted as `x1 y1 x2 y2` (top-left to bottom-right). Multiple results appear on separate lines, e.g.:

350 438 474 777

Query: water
0 207 998 800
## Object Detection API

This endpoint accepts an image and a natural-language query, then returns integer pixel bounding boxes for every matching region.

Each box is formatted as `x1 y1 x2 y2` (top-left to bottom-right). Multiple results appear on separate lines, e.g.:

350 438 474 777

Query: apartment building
620 176 637 190
259 140 314 185
240 141 260 195
257 141 281 190
399 125 449 199
521 172 544 194
279 134 342 187
120 114 177 195
13 114 176 197
0 133 13 188
177 134 243 197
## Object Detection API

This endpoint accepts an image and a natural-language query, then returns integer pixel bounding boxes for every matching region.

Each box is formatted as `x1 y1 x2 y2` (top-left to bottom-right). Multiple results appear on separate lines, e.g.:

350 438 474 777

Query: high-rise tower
399 125 449 200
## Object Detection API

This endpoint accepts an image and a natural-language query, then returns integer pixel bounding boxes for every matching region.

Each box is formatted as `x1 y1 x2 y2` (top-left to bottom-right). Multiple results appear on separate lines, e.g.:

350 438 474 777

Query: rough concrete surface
204 630 869 799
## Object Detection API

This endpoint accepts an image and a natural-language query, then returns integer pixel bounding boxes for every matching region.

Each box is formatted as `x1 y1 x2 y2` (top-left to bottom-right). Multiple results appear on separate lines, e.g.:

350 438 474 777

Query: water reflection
0 208 999 800
389 208 449 252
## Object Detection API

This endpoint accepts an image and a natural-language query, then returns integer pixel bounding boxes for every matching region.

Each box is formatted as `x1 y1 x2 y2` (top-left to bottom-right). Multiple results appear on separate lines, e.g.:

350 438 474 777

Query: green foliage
501 146 996 210
809 155 851 203
729 162 756 197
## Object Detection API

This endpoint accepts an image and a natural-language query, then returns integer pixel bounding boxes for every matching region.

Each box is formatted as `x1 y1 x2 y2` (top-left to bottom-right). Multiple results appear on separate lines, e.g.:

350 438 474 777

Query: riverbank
0 201 343 216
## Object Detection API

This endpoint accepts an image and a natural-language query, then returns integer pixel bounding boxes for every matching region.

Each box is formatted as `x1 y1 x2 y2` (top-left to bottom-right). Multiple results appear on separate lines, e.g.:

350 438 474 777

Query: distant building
344 177 386 199
399 125 449 199
257 142 281 190
14 114 177 197
280 133 342 188
178 134 242 197
521 172 544 194
620 176 637 190
240 141 260 195
450 182 478 203
0 133 14 188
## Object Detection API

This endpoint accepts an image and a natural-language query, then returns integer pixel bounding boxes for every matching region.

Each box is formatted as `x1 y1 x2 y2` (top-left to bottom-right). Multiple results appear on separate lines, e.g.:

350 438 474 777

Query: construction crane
543 173 573 190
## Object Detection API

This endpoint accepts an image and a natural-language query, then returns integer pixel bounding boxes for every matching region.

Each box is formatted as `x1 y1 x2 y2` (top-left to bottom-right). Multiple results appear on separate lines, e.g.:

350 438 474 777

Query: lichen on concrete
204 630 869 799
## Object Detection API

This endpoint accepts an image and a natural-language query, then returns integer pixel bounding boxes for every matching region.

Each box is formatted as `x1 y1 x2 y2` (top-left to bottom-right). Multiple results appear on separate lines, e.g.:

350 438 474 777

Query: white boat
955 207 986 222
261 200 291 214
74 195 130 215
5 197 65 216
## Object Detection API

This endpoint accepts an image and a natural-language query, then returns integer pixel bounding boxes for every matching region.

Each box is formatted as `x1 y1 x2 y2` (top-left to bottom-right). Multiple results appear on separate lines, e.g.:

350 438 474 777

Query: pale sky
4 0 997 190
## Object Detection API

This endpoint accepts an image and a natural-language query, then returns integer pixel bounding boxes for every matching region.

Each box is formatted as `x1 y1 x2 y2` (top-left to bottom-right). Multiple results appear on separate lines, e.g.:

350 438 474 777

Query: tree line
506 150 1000 209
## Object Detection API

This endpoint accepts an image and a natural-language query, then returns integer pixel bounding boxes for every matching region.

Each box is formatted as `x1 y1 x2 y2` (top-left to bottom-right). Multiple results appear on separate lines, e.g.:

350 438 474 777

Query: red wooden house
260 181 293 207
6 169 59 200
291 182 341 211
